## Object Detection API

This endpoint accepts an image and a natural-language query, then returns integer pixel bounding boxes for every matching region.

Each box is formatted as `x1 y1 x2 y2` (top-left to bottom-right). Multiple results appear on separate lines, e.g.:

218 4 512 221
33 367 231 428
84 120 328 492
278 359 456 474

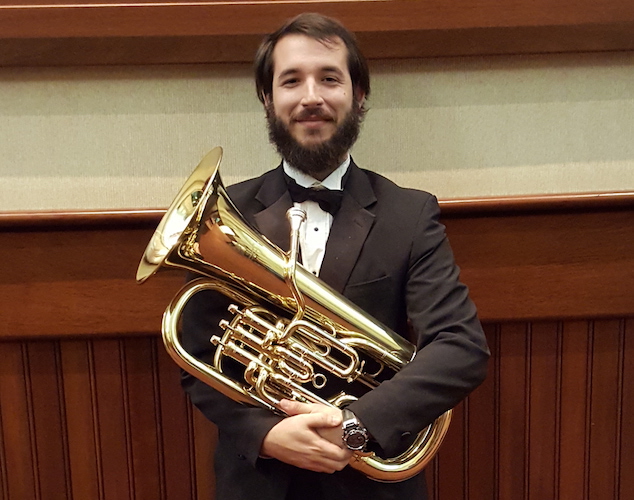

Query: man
181 12 489 500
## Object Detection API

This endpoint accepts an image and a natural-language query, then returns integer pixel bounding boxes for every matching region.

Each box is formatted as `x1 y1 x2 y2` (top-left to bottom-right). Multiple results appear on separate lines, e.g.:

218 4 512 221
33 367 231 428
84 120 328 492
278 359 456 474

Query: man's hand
260 399 353 473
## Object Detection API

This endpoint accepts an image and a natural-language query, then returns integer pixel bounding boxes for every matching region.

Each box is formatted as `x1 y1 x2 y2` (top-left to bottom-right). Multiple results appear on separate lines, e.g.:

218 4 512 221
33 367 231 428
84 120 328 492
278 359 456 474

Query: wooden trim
1 191 633 228
439 191 634 215
1 1 633 66
0 191 632 340
0 209 165 229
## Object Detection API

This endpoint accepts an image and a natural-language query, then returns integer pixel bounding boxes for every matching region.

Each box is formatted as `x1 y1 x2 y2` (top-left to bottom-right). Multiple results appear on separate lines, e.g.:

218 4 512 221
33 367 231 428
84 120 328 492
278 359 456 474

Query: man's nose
300 79 324 106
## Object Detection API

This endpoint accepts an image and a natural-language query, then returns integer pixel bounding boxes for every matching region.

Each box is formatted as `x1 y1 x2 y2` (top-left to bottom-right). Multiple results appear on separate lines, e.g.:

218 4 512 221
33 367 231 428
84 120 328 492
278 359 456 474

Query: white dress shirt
283 157 350 276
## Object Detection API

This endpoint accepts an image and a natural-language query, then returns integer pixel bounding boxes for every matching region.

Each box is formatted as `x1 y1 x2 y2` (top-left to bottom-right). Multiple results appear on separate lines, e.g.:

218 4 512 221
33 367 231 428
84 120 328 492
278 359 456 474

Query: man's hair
254 12 371 105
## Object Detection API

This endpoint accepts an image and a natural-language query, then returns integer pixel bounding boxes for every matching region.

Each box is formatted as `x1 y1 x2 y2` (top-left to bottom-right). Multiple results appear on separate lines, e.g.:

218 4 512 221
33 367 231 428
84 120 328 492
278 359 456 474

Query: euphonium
137 147 451 482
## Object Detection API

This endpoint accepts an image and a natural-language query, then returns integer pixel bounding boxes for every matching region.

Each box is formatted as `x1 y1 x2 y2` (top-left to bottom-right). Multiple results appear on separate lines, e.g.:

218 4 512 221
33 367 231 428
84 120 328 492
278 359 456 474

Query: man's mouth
294 110 334 123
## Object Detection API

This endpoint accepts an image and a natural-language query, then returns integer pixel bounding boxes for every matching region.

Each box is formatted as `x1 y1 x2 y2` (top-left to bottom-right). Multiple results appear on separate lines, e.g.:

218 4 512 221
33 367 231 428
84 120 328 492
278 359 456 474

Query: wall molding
1 1 633 66
1 191 632 341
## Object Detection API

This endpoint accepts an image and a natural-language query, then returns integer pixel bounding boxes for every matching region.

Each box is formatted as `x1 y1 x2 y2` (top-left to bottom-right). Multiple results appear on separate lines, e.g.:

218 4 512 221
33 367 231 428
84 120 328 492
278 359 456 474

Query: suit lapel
252 165 294 252
249 161 377 293
318 162 376 293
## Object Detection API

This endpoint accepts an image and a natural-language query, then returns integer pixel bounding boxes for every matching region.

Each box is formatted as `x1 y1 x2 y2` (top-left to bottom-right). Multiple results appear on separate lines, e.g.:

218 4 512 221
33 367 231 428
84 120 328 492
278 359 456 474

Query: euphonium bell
137 147 451 482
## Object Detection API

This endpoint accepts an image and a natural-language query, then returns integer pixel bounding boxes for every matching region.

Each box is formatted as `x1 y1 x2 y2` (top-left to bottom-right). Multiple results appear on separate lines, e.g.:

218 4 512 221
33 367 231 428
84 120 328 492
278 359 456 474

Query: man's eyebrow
276 66 345 80
321 66 345 74
277 68 299 80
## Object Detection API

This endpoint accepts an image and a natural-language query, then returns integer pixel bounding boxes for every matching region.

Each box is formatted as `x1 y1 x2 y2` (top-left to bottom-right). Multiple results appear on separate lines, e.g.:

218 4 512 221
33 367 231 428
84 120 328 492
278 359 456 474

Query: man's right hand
260 399 353 473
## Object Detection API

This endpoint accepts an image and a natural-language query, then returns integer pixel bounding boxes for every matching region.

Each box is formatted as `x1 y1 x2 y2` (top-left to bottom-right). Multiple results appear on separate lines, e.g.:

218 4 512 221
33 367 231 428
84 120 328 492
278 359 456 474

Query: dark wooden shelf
1 0 633 66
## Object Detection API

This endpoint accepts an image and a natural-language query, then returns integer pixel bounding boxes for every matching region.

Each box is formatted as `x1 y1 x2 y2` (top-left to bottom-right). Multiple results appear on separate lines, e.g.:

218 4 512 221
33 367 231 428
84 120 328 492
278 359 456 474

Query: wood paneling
1 193 632 340
1 0 633 66
0 193 632 499
0 338 212 500
429 319 634 500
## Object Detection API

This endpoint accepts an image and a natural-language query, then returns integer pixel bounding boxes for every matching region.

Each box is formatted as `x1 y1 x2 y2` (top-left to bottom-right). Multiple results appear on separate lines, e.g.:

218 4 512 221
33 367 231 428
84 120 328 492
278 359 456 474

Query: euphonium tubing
137 147 452 482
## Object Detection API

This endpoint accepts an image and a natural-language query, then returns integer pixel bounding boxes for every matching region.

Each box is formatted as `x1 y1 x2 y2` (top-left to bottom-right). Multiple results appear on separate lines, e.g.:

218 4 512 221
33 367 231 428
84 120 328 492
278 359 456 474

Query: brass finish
137 147 452 482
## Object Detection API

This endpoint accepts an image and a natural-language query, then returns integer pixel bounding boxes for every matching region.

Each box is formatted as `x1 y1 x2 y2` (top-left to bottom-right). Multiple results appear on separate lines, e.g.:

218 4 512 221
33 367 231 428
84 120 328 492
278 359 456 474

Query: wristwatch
341 408 369 451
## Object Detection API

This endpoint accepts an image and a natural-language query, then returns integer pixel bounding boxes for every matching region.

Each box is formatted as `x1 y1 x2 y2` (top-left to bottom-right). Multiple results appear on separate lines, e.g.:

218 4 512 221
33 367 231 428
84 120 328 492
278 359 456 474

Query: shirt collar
283 156 351 191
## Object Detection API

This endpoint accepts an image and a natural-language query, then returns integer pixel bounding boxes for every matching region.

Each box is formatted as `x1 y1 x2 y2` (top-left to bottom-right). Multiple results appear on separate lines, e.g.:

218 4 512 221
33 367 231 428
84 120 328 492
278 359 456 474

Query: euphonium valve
137 147 451 482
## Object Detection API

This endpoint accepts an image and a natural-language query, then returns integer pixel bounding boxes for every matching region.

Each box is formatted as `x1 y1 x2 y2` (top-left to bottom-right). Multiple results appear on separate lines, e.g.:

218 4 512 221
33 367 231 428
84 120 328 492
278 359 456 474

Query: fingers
279 398 315 415
303 411 341 430
260 413 353 473
316 423 345 448
280 399 343 427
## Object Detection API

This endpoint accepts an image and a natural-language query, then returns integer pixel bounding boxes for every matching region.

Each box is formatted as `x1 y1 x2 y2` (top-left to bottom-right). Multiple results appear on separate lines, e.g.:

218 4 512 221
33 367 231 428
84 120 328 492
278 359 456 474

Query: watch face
345 430 367 449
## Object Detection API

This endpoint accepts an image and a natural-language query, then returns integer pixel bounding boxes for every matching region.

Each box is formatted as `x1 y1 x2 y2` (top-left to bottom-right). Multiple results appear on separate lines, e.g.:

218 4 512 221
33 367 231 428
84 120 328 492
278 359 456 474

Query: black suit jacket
180 160 490 500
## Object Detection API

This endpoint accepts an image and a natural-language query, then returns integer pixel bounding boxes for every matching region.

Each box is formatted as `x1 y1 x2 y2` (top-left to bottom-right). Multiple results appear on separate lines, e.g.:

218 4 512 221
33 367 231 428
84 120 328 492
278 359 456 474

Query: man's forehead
272 34 348 73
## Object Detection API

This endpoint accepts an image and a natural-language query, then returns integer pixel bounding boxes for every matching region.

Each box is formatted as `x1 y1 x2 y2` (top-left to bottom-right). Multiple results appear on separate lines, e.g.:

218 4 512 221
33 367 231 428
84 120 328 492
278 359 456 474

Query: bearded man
180 12 489 500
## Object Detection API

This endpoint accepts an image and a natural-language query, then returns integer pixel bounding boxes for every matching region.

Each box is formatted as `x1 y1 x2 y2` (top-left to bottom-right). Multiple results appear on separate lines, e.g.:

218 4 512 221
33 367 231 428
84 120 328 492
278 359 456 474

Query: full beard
266 104 363 179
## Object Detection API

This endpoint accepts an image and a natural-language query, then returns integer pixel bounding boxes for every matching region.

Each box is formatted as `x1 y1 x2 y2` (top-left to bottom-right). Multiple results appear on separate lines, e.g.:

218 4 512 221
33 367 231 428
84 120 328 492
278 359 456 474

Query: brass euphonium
137 147 451 482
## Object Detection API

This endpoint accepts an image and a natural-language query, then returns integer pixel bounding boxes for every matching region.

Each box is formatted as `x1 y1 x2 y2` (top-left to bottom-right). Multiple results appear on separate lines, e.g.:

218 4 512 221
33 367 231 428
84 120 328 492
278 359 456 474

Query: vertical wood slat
192 410 217 500
26 342 70 499
620 318 634 500
497 323 528 499
156 344 196 500
435 401 466 499
558 321 591 500
91 339 132 500
60 340 101 500
588 320 622 500
123 338 162 500
0 343 36 500
467 323 498 500
527 322 559 500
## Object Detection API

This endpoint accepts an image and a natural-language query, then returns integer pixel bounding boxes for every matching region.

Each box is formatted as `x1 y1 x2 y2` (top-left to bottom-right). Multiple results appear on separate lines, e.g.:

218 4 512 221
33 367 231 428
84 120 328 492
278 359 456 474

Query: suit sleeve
347 195 490 458
179 285 283 466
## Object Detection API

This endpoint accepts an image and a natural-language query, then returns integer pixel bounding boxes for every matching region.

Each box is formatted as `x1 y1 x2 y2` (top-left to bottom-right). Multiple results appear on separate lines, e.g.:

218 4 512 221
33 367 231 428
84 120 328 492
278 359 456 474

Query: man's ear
354 88 366 109
262 92 271 107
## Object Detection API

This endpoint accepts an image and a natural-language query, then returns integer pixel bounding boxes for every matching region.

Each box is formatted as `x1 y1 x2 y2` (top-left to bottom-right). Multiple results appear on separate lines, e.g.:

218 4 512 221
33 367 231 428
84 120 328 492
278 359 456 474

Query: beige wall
1 51 633 212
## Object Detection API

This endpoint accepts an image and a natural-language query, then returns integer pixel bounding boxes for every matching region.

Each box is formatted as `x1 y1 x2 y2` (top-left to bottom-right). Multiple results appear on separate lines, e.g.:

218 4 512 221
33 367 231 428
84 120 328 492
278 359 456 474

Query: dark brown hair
254 13 370 106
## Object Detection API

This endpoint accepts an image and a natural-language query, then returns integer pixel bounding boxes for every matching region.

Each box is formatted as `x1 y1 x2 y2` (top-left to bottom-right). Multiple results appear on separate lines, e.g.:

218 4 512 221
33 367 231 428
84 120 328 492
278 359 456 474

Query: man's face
269 34 359 148
266 34 364 177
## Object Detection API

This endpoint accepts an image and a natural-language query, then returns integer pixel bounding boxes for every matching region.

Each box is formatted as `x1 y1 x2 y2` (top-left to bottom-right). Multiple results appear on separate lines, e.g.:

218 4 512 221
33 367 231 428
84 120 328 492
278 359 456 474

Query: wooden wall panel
0 338 215 500
434 401 466 499
60 340 101 500
0 194 632 499
27 341 70 498
1 322 630 499
558 321 591 500
527 322 559 500
155 344 196 500
0 343 37 499
1 0 633 66
466 323 498 500
621 318 634 500
427 318 633 500
588 320 622 500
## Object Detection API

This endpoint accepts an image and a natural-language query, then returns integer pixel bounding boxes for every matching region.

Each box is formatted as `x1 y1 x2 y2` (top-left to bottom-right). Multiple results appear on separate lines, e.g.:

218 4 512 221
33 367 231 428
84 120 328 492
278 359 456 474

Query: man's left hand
280 399 347 449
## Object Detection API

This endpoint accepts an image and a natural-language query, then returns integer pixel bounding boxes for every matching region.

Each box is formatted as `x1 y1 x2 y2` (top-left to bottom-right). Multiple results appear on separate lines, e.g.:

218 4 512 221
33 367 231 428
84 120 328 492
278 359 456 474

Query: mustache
293 108 334 121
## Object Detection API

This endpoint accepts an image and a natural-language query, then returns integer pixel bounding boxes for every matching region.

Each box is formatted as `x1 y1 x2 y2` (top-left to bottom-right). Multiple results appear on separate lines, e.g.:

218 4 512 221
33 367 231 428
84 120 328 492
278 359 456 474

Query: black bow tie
286 178 344 215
